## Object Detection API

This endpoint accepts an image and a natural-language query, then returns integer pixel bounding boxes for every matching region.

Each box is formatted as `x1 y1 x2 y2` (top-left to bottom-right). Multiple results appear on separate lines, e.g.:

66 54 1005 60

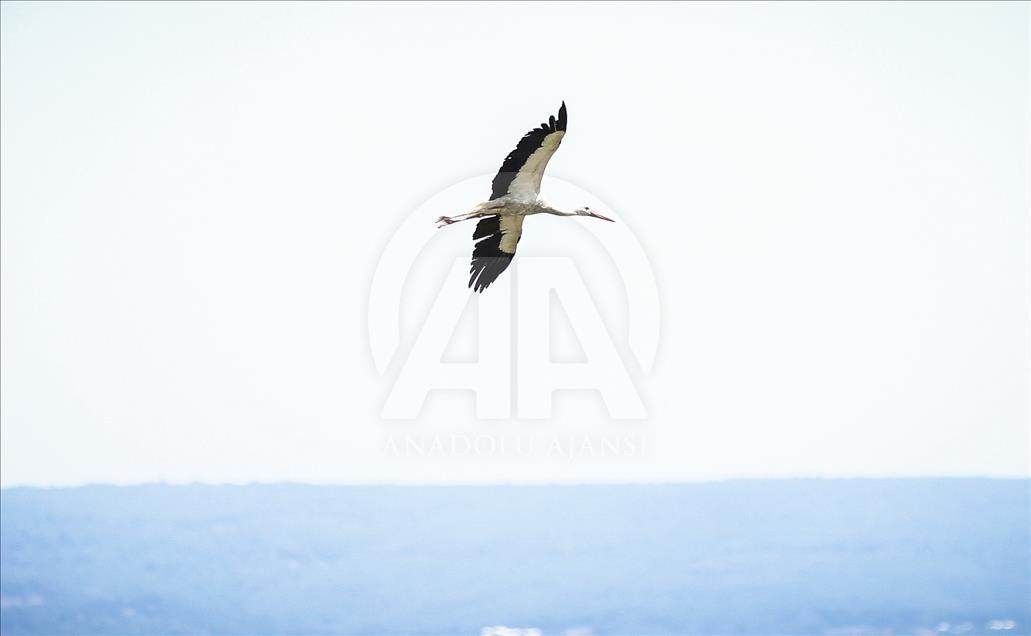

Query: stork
436 102 614 292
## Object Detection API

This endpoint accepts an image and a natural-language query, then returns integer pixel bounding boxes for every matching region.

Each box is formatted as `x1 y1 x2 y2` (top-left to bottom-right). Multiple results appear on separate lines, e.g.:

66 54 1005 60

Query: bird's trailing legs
436 211 484 228
436 201 504 228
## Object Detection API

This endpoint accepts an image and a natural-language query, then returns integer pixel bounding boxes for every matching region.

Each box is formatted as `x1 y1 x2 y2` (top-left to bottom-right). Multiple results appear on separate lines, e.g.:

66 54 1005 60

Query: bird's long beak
589 211 616 222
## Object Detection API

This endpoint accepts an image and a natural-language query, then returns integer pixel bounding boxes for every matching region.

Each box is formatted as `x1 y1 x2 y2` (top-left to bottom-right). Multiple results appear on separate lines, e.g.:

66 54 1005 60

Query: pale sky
1 2 1028 486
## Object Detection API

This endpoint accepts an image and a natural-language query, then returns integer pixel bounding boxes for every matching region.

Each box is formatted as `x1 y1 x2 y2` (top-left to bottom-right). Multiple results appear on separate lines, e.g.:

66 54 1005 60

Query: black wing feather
468 216 514 293
489 102 567 200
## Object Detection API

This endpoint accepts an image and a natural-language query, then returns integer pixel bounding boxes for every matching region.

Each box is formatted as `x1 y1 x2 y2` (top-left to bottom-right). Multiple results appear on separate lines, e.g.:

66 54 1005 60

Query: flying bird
436 102 614 292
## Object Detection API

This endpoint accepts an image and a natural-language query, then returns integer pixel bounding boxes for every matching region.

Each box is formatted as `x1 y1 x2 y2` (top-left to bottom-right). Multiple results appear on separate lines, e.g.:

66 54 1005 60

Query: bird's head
575 206 615 222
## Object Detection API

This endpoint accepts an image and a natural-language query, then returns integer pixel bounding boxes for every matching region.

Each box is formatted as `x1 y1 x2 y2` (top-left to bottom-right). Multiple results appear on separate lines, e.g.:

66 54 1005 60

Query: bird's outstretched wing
470 103 565 292
490 102 567 201
468 214 524 293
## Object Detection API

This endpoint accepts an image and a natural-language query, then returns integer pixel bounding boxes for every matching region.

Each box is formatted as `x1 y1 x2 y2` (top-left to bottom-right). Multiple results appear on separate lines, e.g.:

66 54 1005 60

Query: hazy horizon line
3 474 1029 490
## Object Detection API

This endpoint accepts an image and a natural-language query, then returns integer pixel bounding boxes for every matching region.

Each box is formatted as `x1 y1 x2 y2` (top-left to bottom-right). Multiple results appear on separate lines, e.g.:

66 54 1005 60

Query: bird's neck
535 204 576 217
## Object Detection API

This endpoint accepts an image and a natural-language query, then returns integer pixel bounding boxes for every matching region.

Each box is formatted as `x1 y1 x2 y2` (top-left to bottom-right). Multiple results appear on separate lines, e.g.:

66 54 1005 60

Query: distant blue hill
1 480 1028 635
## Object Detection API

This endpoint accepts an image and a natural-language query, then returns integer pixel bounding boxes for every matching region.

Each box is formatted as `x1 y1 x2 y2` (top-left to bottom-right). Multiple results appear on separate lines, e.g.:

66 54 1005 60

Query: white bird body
470 198 565 217
435 103 613 292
